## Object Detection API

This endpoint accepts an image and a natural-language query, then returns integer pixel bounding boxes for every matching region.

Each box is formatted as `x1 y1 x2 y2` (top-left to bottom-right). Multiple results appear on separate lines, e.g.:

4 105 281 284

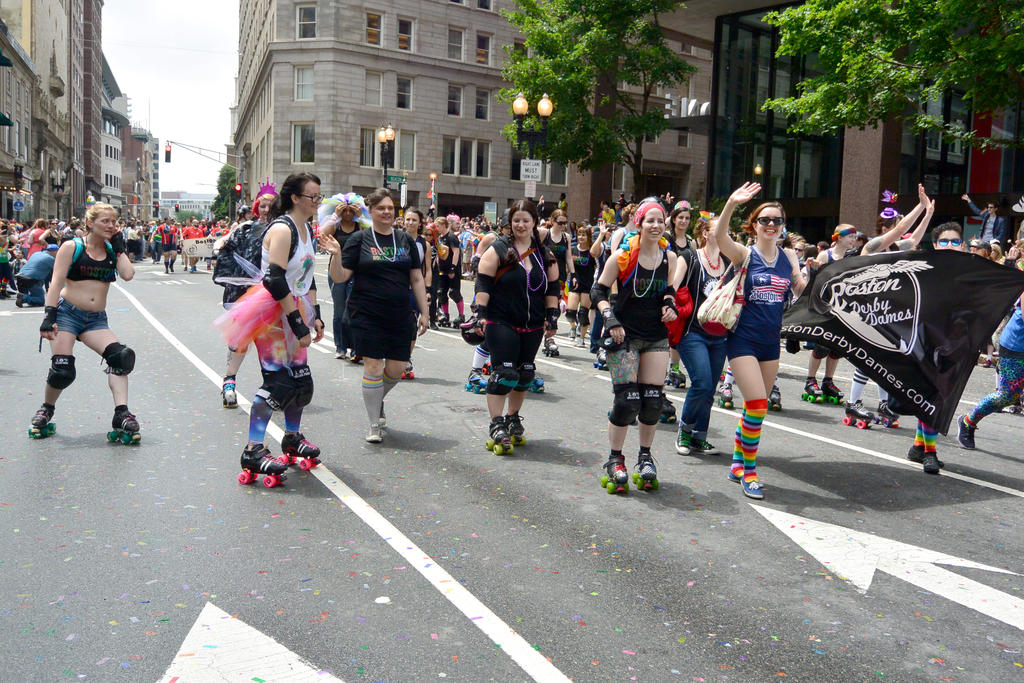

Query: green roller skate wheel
492 443 505 455
512 436 525 446
605 480 617 494
600 475 610 488
107 430 119 442
485 439 495 451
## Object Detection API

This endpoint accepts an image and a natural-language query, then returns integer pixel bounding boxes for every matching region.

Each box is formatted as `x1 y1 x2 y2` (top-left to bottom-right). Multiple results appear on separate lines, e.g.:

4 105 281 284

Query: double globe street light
377 124 395 188
512 92 553 159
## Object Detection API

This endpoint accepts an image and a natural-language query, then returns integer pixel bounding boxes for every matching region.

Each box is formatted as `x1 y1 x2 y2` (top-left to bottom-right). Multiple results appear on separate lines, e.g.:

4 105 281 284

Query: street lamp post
428 171 437 218
377 124 395 188
512 93 554 159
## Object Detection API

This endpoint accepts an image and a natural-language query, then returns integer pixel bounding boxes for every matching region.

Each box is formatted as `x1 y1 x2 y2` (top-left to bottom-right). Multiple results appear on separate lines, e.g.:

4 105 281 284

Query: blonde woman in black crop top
29 202 139 443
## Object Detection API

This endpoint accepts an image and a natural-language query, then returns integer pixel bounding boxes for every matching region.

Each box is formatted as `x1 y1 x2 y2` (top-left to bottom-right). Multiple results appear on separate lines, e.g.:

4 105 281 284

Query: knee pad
608 382 641 427
811 346 829 360
638 384 664 425
449 286 463 303
486 363 519 395
257 368 297 410
514 362 536 391
47 354 76 389
828 351 841 361
565 309 578 325
577 306 590 324
102 343 136 376
291 364 314 407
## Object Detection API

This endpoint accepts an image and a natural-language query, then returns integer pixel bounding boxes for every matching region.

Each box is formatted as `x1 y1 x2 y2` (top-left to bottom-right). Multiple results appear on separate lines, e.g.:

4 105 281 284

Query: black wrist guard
109 231 126 255
601 306 621 330
475 304 488 321
662 296 678 315
314 304 322 323
545 307 559 332
41 305 57 332
286 310 310 338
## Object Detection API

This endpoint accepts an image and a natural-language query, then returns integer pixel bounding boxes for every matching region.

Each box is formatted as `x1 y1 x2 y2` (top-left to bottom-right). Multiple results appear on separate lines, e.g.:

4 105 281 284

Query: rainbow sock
733 399 768 482
915 420 937 453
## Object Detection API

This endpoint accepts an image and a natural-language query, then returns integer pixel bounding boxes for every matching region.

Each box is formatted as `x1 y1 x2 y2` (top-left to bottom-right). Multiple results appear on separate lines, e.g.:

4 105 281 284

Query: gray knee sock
362 374 384 424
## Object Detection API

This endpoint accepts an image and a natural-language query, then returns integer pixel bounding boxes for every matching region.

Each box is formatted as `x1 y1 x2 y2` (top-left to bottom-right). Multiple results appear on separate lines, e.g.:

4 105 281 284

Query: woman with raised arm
712 183 805 499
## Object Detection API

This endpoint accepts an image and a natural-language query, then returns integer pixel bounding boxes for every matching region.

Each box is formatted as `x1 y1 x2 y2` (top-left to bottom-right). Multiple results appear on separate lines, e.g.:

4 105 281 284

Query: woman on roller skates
216 173 326 487
540 209 573 357
468 199 560 455
30 203 139 443
321 189 429 443
433 215 464 328
674 216 729 456
592 198 680 493
713 183 805 499
402 207 431 379
566 225 596 347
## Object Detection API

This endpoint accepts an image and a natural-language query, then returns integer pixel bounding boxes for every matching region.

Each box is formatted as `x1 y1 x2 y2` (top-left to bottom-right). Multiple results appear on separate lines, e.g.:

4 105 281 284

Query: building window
396 77 412 109
365 71 382 106
292 123 315 163
359 127 377 167
677 131 689 148
297 5 316 39
447 84 462 116
548 161 567 185
475 89 489 120
449 0 463 4
442 137 456 175
447 28 463 60
476 34 490 65
366 13 381 45
477 0 492 8
459 139 473 177
475 141 490 178
513 40 527 58
399 131 415 170
294 66 313 101
397 18 413 51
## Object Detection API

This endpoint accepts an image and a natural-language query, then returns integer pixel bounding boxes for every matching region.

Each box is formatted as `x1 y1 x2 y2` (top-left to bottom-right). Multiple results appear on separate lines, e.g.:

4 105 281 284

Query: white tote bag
696 248 750 336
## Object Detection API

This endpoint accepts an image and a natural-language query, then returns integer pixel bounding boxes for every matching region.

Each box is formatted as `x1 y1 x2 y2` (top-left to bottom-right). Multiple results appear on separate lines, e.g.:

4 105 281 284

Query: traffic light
165 143 171 163
175 203 180 212
234 183 242 195
154 201 160 211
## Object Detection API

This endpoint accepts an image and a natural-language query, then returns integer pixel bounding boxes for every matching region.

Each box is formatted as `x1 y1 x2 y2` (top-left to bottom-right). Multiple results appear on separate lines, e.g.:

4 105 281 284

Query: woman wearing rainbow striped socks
712 183 805 499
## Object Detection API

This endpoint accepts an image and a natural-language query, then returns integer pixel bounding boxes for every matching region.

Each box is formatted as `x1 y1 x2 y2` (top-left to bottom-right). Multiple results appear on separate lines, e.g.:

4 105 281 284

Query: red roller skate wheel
278 454 296 466
857 420 869 429
238 471 255 485
842 416 852 426
298 458 318 471
891 420 899 429
262 474 282 488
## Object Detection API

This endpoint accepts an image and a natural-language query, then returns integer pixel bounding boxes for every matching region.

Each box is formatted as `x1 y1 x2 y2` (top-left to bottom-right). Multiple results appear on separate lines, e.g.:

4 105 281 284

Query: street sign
484 201 497 224
387 174 406 184
524 181 537 199
12 200 24 211
520 159 543 182
400 182 408 208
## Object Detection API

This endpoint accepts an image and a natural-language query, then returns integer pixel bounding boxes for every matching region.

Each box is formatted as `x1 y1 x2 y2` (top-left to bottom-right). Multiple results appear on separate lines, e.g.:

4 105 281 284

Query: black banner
781 251 1024 433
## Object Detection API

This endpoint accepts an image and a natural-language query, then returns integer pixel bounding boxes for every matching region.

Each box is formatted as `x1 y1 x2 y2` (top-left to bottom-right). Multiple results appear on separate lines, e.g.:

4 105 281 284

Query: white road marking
753 506 1024 631
535 357 581 372
114 284 571 683
159 602 343 682
591 375 1024 498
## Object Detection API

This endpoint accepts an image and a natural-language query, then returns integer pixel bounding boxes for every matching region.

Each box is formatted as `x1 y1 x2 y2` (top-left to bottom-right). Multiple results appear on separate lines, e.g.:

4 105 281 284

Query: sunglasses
938 238 963 247
756 216 786 226
556 220 568 225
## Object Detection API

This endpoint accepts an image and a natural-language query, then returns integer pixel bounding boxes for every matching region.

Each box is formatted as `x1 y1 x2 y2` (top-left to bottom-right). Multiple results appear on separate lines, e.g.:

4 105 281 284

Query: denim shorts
56 299 110 337
727 333 780 362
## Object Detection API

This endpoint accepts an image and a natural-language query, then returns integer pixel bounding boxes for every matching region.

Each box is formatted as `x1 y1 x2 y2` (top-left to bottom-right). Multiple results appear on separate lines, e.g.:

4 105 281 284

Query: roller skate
768 384 782 411
280 431 321 470
593 347 607 370
438 313 451 328
465 369 487 393
842 401 874 430
874 400 900 428
529 377 545 393
718 382 734 409
542 337 560 357
451 314 465 329
401 362 415 380
505 412 526 446
802 378 824 403
107 407 141 445
485 415 514 455
632 449 659 491
666 363 687 389
28 403 56 439
238 443 288 488
659 396 676 424
600 453 629 494
222 375 238 409
821 378 844 405
481 360 492 376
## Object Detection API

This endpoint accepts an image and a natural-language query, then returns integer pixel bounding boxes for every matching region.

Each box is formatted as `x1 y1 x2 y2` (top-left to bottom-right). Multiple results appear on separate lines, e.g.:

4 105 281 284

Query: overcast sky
103 0 238 196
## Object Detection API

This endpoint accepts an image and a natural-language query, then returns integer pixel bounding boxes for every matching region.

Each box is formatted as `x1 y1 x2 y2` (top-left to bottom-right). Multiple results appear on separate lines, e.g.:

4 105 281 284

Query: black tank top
542 230 570 282
486 236 547 329
613 250 670 341
572 244 596 285
67 240 117 282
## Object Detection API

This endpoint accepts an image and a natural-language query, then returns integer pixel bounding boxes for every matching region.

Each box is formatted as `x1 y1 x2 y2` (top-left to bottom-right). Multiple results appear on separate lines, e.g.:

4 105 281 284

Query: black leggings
437 269 463 304
484 322 543 384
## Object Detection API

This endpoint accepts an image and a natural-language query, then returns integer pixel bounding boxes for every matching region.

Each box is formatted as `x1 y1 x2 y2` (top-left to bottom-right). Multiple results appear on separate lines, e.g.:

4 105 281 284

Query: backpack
214 216 302 288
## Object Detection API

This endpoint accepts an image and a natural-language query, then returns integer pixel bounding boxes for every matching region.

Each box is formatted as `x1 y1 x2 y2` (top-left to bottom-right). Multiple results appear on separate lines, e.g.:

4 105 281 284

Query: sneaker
675 429 693 455
921 453 941 475
576 336 586 347
956 415 976 450
907 444 944 469
429 321 439 330
365 423 383 443
15 292 24 308
335 350 346 359
568 328 577 341
728 469 743 483
379 405 387 428
741 479 764 499
690 439 719 455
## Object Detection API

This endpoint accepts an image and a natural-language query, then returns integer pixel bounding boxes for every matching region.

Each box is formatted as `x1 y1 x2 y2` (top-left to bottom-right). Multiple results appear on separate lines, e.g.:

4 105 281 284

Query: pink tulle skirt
214 285 315 364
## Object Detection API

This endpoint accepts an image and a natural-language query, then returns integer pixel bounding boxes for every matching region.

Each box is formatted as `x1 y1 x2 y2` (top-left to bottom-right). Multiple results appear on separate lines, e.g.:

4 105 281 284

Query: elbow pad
591 281 611 307
476 273 495 296
262 264 290 301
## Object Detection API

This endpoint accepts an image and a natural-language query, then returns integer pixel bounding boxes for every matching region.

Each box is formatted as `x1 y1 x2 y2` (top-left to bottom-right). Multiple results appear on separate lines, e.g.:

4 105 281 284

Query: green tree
764 0 1024 148
501 0 695 196
174 210 204 223
210 165 237 219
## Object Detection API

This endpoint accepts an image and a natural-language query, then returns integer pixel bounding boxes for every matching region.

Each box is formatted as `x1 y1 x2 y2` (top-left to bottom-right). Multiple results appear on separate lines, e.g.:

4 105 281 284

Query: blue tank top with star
732 246 792 343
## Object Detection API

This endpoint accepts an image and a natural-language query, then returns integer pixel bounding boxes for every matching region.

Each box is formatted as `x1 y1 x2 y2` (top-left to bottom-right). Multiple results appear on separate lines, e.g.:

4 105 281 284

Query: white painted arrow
752 505 1024 631
159 602 343 682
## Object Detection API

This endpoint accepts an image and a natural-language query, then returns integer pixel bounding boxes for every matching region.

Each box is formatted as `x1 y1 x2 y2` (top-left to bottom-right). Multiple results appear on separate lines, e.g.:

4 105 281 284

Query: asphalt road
1 256 1022 682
